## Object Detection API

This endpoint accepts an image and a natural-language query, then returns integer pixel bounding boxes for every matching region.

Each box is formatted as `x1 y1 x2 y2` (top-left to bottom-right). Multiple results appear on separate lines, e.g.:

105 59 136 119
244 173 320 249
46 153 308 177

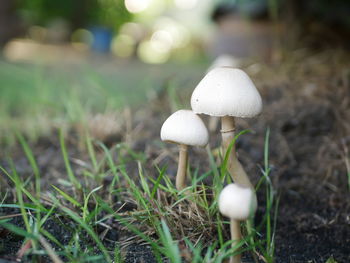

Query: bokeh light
111 34 135 57
150 30 173 53
125 0 152 13
153 17 191 49
174 0 199 10
137 40 170 64
71 29 93 51
119 22 144 42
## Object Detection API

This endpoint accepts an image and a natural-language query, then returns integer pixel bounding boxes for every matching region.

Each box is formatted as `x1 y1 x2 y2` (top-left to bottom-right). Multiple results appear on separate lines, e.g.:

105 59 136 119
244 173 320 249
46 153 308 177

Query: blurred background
1 0 349 63
0 0 350 143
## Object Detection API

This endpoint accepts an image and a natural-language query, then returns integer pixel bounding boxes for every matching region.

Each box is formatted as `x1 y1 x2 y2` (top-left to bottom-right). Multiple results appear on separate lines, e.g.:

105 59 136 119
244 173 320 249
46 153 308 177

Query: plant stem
221 116 253 188
230 219 242 263
176 144 188 191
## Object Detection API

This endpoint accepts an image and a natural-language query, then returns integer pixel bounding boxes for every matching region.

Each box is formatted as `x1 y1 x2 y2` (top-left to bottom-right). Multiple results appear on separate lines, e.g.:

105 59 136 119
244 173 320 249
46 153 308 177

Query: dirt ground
1 49 350 262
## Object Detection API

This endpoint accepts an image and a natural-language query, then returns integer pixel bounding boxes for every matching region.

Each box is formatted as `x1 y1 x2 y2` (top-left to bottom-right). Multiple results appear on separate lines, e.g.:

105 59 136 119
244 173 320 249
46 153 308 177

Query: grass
0 60 146 145
0 126 278 262
0 60 205 145
1 49 349 262
0 59 279 262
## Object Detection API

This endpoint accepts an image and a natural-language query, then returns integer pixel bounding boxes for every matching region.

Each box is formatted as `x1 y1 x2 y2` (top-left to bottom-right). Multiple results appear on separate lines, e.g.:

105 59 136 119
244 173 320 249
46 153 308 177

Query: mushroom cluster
161 67 262 188
160 65 262 261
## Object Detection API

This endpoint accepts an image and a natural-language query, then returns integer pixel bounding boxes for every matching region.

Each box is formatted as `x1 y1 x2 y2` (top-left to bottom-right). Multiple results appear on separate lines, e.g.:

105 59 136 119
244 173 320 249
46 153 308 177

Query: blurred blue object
90 26 112 53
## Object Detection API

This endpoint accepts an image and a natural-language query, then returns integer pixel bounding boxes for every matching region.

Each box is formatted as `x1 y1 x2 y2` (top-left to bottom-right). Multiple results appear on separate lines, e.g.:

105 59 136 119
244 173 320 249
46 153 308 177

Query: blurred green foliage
87 0 133 30
18 0 132 31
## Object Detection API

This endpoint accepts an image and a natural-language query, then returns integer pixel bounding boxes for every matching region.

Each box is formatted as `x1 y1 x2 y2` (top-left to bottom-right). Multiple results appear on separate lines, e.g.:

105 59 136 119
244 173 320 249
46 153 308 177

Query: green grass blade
59 129 81 190
216 213 224 247
0 220 37 239
83 185 103 221
8 160 31 233
86 134 98 172
52 185 81 208
264 128 270 171
220 129 251 179
158 219 181 263
16 133 40 197
60 206 111 262
0 203 47 212
206 145 219 178
151 166 166 199
1 166 47 212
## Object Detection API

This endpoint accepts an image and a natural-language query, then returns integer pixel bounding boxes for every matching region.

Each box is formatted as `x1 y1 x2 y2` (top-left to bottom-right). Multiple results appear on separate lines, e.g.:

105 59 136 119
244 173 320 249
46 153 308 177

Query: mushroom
160 110 209 191
207 55 241 132
207 54 241 73
219 183 257 263
191 67 262 188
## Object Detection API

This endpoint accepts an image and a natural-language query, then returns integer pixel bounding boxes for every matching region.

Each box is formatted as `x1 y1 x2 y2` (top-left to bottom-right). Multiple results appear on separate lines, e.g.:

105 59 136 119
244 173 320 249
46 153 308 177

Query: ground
0 48 349 262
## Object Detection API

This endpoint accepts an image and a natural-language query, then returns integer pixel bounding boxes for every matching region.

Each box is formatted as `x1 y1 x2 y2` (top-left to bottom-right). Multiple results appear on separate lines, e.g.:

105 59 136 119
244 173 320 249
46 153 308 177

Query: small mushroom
191 67 262 188
160 110 209 191
219 183 257 263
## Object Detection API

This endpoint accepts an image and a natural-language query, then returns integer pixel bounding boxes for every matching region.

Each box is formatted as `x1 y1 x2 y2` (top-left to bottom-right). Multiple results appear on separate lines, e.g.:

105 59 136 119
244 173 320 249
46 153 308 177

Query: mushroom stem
176 144 188 191
208 116 220 132
221 116 253 188
230 219 242 263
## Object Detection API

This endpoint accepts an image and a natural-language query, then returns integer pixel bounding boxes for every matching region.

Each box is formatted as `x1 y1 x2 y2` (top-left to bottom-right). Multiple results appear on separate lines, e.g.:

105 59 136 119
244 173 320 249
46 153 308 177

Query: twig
17 239 32 261
38 235 64 263
0 213 26 220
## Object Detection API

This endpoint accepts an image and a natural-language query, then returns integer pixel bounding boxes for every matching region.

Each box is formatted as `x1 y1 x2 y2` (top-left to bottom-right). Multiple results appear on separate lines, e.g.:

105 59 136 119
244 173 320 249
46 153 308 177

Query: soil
1 49 350 263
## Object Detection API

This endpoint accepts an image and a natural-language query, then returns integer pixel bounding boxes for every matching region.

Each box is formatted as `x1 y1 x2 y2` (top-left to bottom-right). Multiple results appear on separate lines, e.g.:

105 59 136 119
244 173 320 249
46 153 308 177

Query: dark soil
1 50 350 263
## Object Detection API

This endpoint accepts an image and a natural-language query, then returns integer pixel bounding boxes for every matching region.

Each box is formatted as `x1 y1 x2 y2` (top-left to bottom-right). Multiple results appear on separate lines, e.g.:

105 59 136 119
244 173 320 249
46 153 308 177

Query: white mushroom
161 110 209 191
219 184 257 220
207 54 241 73
191 67 262 188
219 184 257 263
207 55 241 132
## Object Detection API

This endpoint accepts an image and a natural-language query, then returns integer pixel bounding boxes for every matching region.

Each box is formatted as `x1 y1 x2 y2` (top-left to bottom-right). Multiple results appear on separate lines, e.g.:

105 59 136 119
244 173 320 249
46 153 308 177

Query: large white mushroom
191 67 262 188
160 110 209 191
207 54 241 73
219 183 257 263
207 55 241 132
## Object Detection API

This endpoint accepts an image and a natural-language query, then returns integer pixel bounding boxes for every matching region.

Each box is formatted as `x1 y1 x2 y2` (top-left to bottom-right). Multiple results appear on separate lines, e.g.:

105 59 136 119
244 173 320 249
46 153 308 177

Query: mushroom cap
218 184 257 220
207 54 240 72
160 110 209 147
191 67 262 118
